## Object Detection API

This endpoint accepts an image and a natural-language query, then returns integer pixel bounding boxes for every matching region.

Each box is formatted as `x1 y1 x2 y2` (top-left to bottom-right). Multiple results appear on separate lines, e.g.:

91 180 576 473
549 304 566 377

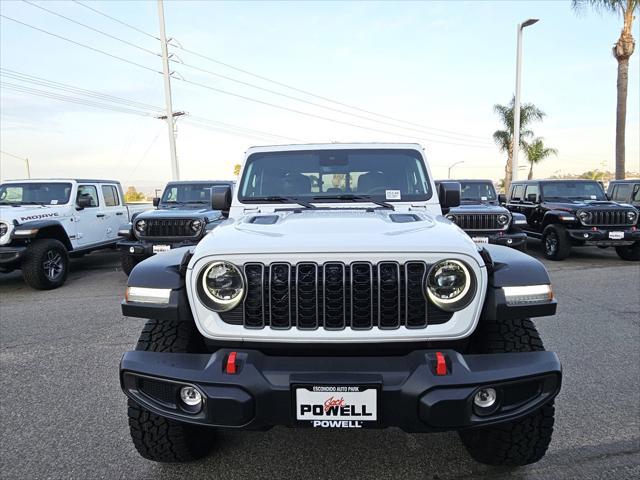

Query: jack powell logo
300 397 373 418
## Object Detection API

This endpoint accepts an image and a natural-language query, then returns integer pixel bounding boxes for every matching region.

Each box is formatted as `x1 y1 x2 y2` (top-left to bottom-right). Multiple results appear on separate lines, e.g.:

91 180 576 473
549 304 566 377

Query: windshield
541 181 606 201
160 183 224 206
0 182 72 205
460 181 497 202
238 149 431 204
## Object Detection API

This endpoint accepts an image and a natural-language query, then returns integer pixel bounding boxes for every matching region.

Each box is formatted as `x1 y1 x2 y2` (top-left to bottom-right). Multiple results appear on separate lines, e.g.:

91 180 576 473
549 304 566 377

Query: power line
69 0 491 142
0 150 27 161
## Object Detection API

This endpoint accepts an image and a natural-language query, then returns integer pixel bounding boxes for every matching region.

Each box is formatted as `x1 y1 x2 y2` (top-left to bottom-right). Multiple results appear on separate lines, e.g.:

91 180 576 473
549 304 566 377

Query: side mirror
438 181 461 210
152 197 160 207
498 193 507 204
211 185 232 213
76 196 92 210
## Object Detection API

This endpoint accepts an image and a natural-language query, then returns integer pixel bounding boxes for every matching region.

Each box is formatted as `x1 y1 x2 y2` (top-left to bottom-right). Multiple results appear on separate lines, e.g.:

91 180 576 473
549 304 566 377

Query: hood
544 200 634 211
136 208 222 222
449 204 507 214
194 209 479 256
0 205 68 224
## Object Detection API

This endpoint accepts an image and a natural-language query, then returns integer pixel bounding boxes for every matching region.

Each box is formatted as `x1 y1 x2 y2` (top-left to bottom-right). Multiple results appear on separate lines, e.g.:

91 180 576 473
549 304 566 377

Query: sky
1 0 639 190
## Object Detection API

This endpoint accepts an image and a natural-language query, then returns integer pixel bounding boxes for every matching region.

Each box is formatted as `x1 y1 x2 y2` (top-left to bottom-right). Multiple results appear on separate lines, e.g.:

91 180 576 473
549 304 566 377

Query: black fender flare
13 219 72 250
541 210 573 228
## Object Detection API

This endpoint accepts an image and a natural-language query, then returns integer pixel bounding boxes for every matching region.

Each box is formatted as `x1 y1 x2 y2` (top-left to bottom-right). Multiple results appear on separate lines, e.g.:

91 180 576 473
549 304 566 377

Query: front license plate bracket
293 385 379 428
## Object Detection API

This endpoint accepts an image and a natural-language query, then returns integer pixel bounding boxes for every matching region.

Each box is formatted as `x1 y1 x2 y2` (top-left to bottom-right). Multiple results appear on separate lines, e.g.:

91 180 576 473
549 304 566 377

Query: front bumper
120 348 561 432
567 227 640 246
117 239 198 257
0 245 27 267
468 231 527 248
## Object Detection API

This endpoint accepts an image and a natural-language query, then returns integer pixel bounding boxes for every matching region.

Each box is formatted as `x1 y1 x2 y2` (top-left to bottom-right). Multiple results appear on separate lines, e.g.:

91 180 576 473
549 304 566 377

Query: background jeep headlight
445 214 456 222
134 219 147 234
0 222 7 237
497 214 510 226
199 261 244 311
578 211 591 223
627 210 638 223
426 259 475 312
190 219 203 232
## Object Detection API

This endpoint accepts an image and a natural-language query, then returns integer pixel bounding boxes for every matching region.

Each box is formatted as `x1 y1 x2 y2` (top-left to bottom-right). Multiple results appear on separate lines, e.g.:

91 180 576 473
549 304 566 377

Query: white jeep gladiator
0 179 149 289
120 144 561 466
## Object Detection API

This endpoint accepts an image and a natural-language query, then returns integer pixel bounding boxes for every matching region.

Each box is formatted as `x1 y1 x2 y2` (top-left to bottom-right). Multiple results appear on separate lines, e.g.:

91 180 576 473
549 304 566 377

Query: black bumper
120 348 561 432
469 231 527 248
117 239 197 257
0 245 27 266
567 227 640 245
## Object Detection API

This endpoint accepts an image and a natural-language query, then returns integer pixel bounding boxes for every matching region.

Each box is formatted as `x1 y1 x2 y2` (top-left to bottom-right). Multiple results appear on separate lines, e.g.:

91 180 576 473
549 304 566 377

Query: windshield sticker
590 195 597 200
481 196 488 201
385 190 401 200
51 200 58 205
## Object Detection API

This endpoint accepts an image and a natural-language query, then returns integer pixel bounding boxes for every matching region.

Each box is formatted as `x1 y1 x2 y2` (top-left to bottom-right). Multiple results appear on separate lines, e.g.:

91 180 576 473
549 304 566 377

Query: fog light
180 386 203 411
583 233 589 238
129 247 135 253
507 238 513 244
474 388 497 408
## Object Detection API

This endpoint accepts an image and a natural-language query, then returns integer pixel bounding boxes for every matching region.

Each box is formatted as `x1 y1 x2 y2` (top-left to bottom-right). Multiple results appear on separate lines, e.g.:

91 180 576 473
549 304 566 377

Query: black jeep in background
607 179 640 208
436 179 528 250
117 180 233 274
505 179 640 261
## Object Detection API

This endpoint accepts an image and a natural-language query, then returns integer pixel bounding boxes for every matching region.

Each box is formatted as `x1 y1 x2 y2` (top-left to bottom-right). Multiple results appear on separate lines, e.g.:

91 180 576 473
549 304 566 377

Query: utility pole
157 0 179 180
448 161 464 179
512 18 539 183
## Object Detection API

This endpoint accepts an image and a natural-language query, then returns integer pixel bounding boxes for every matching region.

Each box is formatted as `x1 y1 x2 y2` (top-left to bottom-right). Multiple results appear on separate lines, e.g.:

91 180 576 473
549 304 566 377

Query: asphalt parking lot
1 242 638 479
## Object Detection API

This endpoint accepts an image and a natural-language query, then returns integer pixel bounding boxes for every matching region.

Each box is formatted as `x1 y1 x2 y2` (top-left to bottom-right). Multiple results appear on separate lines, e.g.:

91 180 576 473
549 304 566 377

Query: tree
572 0 639 180
525 138 558 179
124 186 146 202
493 96 546 193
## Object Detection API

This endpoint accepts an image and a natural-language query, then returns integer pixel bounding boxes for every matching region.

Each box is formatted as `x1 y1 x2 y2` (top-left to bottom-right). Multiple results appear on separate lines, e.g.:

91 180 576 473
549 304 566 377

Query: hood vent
249 215 279 225
389 214 422 223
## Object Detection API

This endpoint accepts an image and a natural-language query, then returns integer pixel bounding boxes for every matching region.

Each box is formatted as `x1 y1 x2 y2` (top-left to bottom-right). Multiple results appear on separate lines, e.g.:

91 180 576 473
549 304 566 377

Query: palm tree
572 0 639 180
525 138 558 179
493 96 545 193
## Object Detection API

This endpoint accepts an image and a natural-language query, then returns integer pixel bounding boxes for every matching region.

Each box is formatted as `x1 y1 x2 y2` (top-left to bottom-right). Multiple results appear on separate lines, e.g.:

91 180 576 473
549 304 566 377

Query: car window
633 185 640 202
540 181 606 201
0 182 72 205
612 184 631 202
511 185 525 201
101 185 120 207
77 185 99 207
524 184 539 203
459 182 497 201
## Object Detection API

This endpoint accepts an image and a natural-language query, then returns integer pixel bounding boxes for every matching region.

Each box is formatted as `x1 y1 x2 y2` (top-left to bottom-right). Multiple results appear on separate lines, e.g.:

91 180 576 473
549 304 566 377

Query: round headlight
445 214 456 222
134 219 146 233
578 211 591 223
426 259 475 312
190 219 203 232
627 210 638 223
497 214 510 226
0 222 7 237
199 261 245 311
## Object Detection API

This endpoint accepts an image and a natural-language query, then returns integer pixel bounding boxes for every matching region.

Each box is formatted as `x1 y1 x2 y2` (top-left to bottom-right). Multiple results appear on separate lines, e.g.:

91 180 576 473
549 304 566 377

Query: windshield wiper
314 194 393 209
249 196 316 209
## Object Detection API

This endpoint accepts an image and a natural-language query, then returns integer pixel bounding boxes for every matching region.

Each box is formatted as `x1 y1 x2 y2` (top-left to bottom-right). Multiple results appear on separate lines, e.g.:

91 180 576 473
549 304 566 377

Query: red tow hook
435 351 448 376
225 351 238 374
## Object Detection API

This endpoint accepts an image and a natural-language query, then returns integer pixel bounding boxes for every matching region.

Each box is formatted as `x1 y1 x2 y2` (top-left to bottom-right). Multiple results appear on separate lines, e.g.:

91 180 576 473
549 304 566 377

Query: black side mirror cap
438 181 461 210
498 193 507 204
76 196 92 210
211 185 232 213
152 197 160 207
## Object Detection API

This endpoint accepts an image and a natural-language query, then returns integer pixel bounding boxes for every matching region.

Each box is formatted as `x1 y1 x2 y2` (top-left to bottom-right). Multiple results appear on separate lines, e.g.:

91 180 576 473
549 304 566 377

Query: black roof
436 179 494 183
165 180 235 185
512 179 602 184
608 179 640 184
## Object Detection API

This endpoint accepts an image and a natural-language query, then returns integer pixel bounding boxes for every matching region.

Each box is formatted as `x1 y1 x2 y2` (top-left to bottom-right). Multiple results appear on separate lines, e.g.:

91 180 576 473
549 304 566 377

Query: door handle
96 214 105 218
116 212 124 216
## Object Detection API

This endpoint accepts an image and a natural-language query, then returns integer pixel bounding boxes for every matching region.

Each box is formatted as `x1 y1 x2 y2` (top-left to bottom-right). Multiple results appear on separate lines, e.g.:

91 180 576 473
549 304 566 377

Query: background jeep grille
143 219 197 238
219 261 453 330
454 213 507 231
581 210 633 226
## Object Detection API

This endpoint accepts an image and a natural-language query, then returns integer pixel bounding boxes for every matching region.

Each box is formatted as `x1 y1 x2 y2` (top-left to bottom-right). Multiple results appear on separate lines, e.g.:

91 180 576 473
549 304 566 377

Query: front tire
127 319 214 462
459 317 555 466
615 242 640 261
121 254 142 276
21 239 69 290
542 224 571 260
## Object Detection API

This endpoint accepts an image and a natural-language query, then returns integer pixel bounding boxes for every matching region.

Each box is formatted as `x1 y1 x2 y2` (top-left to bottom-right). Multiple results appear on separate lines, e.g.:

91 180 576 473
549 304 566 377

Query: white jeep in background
0 179 149 289
120 143 561 467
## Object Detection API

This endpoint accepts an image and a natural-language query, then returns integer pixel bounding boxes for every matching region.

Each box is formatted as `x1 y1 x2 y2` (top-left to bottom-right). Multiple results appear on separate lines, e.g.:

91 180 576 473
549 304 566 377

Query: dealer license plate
295 386 377 428
152 244 171 254
609 231 624 240
472 236 489 244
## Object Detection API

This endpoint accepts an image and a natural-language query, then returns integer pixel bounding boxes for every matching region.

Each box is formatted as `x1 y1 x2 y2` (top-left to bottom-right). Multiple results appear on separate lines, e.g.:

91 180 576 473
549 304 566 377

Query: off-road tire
127 319 213 462
21 239 69 290
542 224 571 260
121 254 141 276
460 317 555 466
516 241 528 253
615 242 640 261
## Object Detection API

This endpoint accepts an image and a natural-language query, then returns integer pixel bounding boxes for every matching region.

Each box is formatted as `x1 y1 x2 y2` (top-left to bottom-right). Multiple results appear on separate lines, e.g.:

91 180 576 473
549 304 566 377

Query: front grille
221 261 453 330
454 214 507 231
143 218 196 238
581 210 633 226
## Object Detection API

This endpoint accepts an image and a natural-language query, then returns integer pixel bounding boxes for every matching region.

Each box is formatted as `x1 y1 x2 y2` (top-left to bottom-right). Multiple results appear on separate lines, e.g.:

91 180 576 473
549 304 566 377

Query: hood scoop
249 215 279 225
389 214 422 223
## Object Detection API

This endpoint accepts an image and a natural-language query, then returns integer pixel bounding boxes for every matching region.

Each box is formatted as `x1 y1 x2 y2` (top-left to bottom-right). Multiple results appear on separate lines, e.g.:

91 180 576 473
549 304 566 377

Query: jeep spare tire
21 239 69 290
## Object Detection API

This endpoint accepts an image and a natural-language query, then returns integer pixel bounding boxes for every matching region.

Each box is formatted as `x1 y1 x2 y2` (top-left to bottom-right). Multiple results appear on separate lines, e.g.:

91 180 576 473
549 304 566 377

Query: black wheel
541 225 571 260
615 242 640 261
121 254 142 276
459 317 555 466
21 239 69 290
516 241 528 253
127 319 214 462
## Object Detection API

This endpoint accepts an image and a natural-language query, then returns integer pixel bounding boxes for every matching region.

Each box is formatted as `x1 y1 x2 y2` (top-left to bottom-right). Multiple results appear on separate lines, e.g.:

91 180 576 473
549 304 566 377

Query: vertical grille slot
378 262 401 329
405 262 428 328
296 263 318 329
323 263 346 330
269 263 291 329
243 263 265 328
350 262 374 329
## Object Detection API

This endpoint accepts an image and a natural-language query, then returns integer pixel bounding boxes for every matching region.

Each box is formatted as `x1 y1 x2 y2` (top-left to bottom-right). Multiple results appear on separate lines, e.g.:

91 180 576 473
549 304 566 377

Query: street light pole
157 0 180 180
448 161 464 179
512 18 539 183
